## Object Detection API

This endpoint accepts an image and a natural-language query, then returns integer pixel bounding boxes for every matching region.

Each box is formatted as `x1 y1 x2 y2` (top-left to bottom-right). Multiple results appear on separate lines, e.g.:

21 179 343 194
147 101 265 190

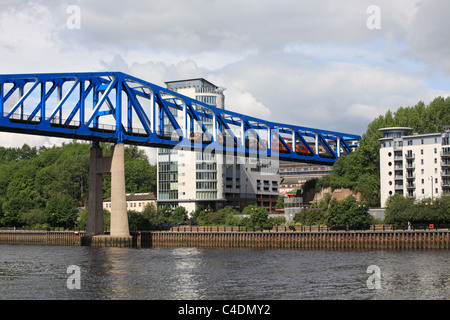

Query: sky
1 0 450 161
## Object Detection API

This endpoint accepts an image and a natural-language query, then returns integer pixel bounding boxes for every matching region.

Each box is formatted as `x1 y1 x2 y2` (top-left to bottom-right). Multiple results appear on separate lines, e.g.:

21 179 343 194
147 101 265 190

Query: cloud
0 0 449 151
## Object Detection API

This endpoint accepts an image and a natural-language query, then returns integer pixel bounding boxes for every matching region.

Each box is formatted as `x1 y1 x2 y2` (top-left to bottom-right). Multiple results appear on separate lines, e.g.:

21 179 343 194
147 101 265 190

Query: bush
294 208 326 226
385 195 450 228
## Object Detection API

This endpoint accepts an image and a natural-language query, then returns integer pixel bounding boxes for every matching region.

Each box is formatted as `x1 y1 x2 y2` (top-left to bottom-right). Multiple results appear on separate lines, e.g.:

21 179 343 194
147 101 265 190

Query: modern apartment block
379 127 450 207
157 78 279 213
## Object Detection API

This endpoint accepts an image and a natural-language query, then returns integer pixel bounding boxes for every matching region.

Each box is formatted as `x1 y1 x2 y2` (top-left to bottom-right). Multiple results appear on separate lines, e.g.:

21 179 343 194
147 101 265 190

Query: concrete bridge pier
86 143 130 244
109 143 130 237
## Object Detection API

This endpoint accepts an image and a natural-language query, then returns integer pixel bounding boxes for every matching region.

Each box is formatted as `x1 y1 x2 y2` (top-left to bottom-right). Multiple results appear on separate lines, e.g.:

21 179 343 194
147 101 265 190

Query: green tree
243 204 268 229
141 202 159 225
45 194 78 229
324 196 372 227
172 206 189 223
384 194 416 228
128 210 152 231
294 208 326 226
157 205 172 224
275 195 286 209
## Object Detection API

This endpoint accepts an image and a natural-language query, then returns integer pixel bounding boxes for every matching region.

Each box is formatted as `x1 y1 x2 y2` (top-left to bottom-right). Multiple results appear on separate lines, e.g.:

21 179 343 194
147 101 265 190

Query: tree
172 206 188 223
324 196 372 228
384 195 450 228
45 194 78 229
275 195 286 209
384 194 416 228
157 205 172 224
128 210 152 231
141 202 159 225
294 208 326 226
243 204 268 229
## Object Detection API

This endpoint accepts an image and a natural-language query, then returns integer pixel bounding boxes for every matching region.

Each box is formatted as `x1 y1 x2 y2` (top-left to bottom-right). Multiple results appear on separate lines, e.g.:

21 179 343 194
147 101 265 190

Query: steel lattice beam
0 72 360 164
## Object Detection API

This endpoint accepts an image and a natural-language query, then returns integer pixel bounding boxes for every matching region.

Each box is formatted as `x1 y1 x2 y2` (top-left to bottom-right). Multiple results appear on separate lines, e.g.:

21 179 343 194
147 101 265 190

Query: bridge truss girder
0 72 360 164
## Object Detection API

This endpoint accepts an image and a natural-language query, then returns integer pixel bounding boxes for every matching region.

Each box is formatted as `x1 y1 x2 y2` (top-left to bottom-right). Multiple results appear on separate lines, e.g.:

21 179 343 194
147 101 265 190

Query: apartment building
379 127 450 207
157 78 279 213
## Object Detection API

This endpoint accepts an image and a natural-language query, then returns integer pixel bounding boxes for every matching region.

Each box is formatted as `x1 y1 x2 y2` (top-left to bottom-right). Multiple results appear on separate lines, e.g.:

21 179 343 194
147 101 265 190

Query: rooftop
104 192 156 202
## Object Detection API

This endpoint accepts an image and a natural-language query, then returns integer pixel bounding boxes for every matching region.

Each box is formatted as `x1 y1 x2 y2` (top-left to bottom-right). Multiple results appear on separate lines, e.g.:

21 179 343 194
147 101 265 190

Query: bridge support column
86 143 130 238
86 146 107 236
110 143 130 237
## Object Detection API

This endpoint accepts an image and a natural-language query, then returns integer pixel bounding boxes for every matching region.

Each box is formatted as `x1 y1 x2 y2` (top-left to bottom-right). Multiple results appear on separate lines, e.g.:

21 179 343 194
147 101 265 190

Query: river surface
0 244 448 300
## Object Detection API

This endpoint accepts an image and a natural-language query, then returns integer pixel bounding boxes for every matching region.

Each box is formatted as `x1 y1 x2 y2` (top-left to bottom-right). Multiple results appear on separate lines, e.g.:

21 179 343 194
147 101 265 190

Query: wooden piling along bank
146 230 450 250
1 230 449 250
0 230 84 246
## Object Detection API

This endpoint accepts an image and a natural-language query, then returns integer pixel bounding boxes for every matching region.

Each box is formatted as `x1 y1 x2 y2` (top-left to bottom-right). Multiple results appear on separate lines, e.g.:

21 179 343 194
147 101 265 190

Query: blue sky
0 0 449 155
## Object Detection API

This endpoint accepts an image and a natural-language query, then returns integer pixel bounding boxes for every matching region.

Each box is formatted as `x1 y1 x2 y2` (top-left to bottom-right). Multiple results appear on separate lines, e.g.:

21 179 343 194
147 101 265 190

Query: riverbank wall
146 230 450 250
0 229 449 250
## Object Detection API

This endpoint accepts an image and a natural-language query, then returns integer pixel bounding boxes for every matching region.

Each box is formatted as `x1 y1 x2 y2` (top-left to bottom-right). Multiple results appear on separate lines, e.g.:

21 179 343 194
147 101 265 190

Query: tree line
384 194 450 229
293 195 374 229
315 96 450 207
117 204 287 231
0 142 156 229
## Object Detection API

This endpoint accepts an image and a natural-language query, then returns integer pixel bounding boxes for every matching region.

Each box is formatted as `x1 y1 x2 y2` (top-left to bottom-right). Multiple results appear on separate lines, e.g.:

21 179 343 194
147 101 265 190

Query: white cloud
0 0 449 151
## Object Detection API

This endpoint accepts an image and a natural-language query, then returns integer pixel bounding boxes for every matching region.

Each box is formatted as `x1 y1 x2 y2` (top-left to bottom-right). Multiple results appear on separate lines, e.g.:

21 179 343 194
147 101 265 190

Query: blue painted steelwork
0 72 360 164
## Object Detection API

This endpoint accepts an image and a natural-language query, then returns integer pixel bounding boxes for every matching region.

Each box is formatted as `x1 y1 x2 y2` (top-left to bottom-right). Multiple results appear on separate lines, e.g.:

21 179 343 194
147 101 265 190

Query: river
0 244 448 300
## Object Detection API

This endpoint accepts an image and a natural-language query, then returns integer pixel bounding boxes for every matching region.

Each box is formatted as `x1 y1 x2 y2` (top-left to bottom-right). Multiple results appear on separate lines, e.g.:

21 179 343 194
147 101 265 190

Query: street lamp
425 202 434 229
430 176 434 200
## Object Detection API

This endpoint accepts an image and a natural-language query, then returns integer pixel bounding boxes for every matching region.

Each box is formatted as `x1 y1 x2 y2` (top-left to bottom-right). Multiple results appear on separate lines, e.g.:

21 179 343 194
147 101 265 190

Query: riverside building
157 78 279 214
379 127 450 207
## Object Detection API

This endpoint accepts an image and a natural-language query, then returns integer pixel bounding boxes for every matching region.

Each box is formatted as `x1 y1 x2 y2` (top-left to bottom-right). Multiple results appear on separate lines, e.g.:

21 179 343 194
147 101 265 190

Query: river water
0 244 448 300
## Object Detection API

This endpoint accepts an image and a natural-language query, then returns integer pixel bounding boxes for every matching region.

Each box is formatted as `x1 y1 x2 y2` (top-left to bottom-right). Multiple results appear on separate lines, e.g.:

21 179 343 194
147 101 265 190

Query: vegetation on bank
293 195 374 228
315 96 450 207
384 194 450 229
123 204 287 231
0 142 156 230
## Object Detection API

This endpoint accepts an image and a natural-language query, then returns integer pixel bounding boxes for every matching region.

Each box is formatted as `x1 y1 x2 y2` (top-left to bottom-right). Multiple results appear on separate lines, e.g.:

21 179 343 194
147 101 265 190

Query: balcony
406 183 416 189
406 192 416 199
405 163 415 169
441 150 450 158
442 171 450 177
441 161 450 167
405 153 415 160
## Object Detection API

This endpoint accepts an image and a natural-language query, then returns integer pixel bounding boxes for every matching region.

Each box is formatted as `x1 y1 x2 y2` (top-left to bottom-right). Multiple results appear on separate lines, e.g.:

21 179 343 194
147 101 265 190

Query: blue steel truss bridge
0 72 360 165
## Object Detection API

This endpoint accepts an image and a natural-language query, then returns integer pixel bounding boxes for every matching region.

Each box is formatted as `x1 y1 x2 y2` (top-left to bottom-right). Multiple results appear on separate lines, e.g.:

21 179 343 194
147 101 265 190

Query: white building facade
157 78 279 213
379 127 450 207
